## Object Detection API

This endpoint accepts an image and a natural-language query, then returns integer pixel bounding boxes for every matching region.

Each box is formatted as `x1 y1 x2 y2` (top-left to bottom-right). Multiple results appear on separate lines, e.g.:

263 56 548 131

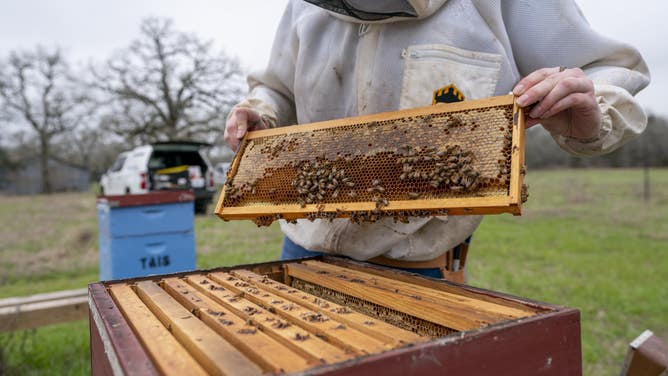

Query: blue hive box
97 191 197 280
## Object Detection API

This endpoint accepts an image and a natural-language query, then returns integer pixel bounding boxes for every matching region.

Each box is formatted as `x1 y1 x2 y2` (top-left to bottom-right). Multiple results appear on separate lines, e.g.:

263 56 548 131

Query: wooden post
621 330 668 376
0 288 88 333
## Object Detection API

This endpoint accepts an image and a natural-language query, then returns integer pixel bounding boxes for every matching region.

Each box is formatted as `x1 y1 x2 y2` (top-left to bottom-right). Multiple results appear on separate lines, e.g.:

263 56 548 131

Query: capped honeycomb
215 95 526 226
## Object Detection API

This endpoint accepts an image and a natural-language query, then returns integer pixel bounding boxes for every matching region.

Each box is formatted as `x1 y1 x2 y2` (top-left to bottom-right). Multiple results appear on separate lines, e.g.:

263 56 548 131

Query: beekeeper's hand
224 107 268 152
513 66 601 141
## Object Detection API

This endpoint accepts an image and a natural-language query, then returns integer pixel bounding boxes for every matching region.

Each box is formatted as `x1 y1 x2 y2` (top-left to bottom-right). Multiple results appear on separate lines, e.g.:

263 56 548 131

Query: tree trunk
166 121 178 141
39 134 52 194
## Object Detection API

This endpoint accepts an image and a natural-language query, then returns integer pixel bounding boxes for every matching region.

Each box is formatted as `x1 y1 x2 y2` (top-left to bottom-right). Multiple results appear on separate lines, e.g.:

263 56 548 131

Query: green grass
1 168 666 375
467 169 668 375
0 322 90 376
195 218 283 268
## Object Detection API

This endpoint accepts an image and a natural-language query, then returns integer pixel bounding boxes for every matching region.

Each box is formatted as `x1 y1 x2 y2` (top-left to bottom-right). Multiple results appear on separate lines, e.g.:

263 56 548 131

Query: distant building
2 156 91 195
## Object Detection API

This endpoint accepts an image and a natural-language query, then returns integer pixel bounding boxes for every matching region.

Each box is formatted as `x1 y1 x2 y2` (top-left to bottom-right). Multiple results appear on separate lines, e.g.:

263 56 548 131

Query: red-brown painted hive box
88 256 581 375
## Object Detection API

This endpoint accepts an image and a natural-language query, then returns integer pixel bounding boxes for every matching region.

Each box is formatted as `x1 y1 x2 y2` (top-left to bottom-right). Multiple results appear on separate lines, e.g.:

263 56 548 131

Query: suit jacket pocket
399 44 502 108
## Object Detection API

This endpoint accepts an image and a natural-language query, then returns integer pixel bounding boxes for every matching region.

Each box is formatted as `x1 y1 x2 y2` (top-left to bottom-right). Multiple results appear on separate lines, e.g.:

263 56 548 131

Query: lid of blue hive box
97 190 195 208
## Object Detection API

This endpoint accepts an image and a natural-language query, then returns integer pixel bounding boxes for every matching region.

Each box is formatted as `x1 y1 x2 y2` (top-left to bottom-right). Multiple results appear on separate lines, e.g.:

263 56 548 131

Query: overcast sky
0 0 666 117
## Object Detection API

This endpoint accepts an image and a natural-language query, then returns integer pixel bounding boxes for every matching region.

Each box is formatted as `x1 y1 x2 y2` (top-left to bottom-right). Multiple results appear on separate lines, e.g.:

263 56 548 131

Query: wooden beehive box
89 256 581 375
215 95 526 226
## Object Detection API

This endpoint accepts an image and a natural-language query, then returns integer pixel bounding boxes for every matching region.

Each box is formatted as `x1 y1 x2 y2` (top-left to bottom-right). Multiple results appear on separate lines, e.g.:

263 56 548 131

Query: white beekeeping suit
229 0 650 261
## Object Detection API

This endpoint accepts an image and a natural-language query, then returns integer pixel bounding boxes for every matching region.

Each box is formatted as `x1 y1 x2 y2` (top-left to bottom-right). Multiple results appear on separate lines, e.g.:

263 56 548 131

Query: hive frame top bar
246 95 516 139
216 95 526 224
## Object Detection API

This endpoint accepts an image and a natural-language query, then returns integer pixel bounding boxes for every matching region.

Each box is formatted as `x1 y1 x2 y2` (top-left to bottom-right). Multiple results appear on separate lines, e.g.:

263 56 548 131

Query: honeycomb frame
215 95 526 225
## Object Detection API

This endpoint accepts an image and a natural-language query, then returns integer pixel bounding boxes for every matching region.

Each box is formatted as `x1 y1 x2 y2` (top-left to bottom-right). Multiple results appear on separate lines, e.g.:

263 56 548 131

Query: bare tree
92 18 245 144
0 47 89 193
54 127 127 180
54 127 100 173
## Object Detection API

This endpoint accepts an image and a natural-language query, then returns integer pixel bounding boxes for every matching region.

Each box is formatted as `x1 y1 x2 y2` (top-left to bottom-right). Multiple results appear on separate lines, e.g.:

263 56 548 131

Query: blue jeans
280 236 445 279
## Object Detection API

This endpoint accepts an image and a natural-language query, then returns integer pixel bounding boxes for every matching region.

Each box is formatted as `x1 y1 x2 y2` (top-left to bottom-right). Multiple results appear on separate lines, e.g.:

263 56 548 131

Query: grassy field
1 168 666 375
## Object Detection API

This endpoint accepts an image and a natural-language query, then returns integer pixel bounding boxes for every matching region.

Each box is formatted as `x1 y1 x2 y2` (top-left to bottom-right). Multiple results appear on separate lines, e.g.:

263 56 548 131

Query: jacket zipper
356 23 381 115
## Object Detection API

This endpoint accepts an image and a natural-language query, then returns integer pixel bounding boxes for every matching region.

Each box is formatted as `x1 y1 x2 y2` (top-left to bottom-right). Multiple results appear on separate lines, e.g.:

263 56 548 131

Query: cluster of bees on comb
397 144 480 192
292 160 354 207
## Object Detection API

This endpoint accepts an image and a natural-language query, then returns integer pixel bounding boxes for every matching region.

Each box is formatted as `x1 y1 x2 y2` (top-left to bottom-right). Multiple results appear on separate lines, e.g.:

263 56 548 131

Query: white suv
100 142 216 213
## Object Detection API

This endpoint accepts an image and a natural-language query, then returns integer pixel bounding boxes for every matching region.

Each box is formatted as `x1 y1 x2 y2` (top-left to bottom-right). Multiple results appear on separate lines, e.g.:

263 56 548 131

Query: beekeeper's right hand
224 107 268 152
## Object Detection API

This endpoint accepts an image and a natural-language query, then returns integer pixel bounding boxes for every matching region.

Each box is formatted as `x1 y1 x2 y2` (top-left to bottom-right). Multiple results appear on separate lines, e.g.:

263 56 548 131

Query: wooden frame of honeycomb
215 95 526 226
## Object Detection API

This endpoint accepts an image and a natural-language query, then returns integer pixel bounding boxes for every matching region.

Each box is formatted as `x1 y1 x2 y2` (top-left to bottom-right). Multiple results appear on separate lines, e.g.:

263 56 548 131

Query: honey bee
272 320 291 329
294 333 310 341
521 184 529 203
237 328 257 335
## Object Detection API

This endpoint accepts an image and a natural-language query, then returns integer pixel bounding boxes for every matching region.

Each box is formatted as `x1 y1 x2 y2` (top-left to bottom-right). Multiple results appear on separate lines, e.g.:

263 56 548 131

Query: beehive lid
215 95 526 226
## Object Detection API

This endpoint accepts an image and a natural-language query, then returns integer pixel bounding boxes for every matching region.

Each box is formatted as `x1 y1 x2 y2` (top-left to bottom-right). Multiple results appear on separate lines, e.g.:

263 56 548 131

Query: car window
110 155 127 172
148 151 204 170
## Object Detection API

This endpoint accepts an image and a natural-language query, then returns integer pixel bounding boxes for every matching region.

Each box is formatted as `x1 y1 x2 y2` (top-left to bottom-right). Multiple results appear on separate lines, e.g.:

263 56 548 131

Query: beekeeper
223 0 649 279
